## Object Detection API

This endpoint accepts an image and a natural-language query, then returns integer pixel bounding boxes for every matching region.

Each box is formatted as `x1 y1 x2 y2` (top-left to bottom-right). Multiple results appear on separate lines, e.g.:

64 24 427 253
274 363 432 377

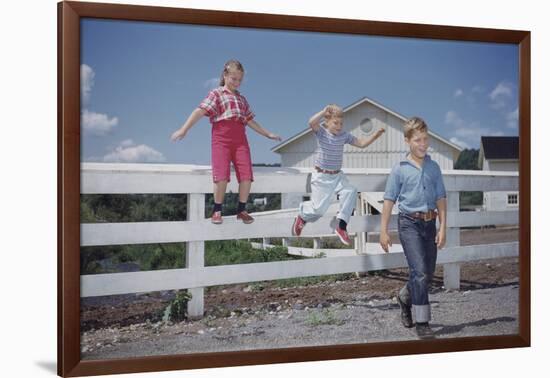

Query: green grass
305 308 345 326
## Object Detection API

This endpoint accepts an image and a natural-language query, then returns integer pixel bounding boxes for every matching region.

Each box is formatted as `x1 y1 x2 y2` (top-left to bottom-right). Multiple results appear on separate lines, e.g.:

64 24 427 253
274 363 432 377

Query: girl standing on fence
171 60 281 224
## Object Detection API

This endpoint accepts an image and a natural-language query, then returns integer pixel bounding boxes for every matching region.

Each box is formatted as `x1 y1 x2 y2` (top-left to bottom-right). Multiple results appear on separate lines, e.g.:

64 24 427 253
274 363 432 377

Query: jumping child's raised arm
351 128 385 148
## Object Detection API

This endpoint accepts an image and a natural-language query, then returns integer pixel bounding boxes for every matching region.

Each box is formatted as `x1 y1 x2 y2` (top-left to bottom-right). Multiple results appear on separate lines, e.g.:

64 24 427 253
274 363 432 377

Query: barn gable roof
271 96 463 153
480 136 519 160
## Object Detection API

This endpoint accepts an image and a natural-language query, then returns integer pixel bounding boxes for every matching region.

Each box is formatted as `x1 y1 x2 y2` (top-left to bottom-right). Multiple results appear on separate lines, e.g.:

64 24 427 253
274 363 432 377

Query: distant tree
454 148 480 170
454 149 483 208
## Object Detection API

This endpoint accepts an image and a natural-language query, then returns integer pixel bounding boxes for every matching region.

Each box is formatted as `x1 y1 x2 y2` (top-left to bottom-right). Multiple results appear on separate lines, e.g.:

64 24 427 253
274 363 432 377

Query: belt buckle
424 212 432 222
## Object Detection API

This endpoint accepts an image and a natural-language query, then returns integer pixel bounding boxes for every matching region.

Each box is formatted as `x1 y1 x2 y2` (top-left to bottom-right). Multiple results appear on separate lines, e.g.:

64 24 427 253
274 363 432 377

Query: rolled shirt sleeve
434 163 447 201
241 96 255 124
384 165 402 202
198 90 219 118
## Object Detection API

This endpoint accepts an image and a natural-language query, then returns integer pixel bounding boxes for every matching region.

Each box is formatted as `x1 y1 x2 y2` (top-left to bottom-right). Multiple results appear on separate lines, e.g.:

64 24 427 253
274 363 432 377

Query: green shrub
163 290 193 322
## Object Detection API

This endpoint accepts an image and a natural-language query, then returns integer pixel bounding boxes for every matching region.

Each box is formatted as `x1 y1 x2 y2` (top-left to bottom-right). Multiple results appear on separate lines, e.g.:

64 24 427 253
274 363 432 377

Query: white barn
271 96 463 210
478 136 519 211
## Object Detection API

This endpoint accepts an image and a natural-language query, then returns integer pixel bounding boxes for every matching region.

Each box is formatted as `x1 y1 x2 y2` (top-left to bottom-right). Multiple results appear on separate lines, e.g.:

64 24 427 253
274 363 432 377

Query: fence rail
80 163 519 319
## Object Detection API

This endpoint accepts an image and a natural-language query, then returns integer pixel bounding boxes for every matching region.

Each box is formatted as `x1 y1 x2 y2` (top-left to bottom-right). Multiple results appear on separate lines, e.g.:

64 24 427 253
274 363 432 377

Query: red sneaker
335 227 351 246
236 211 254 224
211 211 223 224
292 216 306 236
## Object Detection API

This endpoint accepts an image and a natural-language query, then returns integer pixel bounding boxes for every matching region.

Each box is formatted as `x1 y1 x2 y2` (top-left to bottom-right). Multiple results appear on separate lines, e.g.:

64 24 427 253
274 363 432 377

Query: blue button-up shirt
383 154 447 213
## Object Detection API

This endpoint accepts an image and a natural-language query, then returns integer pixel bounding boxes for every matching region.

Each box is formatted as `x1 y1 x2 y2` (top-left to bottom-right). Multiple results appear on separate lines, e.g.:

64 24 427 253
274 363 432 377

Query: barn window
359 118 374 135
507 194 518 205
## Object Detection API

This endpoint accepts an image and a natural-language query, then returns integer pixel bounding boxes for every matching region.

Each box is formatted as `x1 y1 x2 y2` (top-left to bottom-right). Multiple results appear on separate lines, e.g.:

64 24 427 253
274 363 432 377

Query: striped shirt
199 87 255 125
314 126 357 171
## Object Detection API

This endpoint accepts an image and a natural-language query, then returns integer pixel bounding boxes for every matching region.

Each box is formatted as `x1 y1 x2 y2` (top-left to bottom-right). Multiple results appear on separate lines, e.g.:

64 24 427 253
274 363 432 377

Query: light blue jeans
299 171 357 224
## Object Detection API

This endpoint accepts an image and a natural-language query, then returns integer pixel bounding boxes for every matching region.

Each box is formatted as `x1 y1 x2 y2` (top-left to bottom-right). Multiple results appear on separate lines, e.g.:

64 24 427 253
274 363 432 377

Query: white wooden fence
80 164 519 319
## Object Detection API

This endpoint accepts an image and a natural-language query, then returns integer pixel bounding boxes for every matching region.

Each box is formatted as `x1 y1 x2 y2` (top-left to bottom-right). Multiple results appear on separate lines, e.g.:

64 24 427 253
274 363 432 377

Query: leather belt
315 166 341 174
404 209 438 221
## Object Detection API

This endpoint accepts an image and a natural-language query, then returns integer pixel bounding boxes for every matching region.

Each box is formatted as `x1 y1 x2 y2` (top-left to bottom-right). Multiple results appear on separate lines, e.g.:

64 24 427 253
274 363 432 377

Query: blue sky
81 18 519 164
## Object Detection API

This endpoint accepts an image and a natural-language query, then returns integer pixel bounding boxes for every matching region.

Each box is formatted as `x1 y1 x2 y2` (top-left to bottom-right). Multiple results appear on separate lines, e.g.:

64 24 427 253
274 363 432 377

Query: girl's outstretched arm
247 119 282 141
171 108 207 141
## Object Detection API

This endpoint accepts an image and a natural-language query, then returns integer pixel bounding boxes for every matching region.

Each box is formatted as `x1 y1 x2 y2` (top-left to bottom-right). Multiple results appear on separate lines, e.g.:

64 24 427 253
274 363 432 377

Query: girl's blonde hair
219 60 245 86
325 104 343 119
403 116 428 139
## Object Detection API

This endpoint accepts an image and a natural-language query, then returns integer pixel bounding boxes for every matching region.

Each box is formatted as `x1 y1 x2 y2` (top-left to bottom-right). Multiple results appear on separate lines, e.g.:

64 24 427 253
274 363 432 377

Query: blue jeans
299 171 357 224
397 213 437 323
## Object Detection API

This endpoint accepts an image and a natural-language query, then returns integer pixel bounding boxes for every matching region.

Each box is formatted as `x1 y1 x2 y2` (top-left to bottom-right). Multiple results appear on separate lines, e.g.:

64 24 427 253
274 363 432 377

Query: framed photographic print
58 1 530 376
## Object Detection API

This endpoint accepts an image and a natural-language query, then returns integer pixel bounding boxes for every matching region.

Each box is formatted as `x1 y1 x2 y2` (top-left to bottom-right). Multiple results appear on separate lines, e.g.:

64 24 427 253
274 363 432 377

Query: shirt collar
400 153 431 166
220 86 240 95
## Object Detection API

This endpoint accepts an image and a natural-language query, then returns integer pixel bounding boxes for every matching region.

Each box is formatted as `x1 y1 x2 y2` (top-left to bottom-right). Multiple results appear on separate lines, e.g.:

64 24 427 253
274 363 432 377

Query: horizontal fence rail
81 163 518 194
81 242 518 297
81 211 519 246
80 163 520 318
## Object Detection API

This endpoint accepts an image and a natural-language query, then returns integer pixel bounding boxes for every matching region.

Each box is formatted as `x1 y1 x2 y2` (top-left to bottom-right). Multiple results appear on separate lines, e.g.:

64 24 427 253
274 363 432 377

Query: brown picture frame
58 1 531 376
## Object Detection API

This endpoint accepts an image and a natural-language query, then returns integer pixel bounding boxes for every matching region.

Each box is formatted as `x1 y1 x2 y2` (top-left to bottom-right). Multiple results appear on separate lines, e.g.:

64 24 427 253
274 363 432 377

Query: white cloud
489 82 514 109
103 140 166 163
450 137 469 149
445 110 503 148
120 139 134 147
81 109 119 136
81 64 95 104
80 64 120 137
204 77 219 90
454 89 464 98
506 108 519 129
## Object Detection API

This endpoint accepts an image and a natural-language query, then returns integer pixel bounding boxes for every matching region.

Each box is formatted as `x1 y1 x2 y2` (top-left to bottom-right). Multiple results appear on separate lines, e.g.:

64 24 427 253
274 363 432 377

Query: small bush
163 290 193 323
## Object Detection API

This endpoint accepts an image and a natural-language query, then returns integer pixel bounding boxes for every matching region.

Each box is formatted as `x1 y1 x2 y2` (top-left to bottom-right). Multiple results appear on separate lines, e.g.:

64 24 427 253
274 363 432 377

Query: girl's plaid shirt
199 87 255 124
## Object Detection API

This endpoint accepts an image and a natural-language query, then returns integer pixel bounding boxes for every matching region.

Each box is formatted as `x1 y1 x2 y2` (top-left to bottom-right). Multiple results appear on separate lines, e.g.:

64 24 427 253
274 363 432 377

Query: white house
271 96 463 212
478 136 519 211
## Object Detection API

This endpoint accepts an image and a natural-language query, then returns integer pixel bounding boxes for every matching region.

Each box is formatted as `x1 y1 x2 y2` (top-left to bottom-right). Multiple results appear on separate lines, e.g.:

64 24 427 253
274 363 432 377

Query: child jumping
171 60 281 224
292 104 385 245
379 116 447 339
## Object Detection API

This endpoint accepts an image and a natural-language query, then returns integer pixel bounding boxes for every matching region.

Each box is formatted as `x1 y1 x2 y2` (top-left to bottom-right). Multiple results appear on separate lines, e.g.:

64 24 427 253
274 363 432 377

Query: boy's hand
436 228 446 249
171 128 187 142
375 128 386 137
379 231 392 253
266 132 282 141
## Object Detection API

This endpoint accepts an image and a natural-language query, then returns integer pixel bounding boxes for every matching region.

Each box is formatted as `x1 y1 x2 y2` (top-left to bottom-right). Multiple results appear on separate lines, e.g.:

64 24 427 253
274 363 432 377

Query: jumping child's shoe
292 216 306 236
335 227 351 246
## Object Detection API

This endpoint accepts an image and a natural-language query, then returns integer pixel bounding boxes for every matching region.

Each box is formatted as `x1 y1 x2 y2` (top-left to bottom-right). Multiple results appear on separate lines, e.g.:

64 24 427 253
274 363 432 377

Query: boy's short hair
403 116 429 139
325 104 343 119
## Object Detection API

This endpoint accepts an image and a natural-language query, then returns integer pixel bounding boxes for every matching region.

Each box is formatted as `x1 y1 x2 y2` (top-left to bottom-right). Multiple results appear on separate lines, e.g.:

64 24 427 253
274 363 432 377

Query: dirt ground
80 227 519 358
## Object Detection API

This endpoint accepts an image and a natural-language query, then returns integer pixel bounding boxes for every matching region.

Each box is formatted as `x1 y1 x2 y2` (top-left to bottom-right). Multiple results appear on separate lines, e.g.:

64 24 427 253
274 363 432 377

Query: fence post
355 193 366 254
313 237 322 249
443 191 461 290
282 238 289 247
186 193 205 319
262 237 271 249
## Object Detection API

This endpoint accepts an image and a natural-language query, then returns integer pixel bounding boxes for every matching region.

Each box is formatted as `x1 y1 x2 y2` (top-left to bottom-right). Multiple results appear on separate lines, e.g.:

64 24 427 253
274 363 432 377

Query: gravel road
82 282 518 360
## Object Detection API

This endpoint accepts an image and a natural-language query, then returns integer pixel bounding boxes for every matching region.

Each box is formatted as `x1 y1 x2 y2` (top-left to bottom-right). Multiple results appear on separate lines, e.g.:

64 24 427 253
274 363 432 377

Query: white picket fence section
80 163 519 319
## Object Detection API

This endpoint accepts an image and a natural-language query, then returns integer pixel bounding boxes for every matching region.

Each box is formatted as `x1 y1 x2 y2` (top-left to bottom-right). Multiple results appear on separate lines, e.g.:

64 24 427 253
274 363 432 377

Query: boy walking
292 104 385 245
379 117 447 339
